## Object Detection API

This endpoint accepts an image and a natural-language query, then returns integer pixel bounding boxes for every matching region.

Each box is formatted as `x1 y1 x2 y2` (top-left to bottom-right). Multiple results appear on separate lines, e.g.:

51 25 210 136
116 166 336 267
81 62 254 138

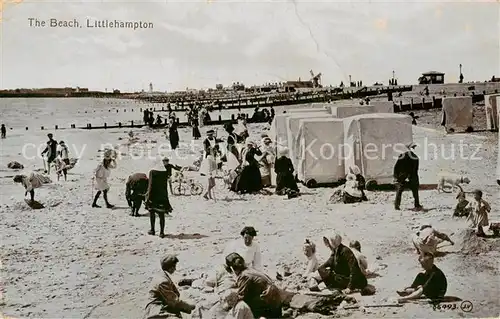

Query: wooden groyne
27 92 491 131
137 85 414 112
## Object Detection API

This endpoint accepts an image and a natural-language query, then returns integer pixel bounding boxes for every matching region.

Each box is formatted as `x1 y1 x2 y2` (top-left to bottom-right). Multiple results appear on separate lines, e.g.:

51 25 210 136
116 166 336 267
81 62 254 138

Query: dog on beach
436 172 470 193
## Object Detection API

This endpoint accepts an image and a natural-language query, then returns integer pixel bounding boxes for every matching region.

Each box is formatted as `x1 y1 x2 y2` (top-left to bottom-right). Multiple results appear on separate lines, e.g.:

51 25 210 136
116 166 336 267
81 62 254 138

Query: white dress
200 138 217 175
94 163 111 191
224 240 262 270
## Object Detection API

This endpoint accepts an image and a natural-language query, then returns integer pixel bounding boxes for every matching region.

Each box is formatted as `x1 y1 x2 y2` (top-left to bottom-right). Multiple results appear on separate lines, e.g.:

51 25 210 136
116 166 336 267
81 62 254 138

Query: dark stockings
92 190 114 208
149 211 165 238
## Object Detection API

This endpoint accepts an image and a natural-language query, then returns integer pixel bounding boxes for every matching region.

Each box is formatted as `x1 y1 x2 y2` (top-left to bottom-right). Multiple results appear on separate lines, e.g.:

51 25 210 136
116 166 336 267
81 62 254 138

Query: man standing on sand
393 142 423 211
41 133 58 174
1 124 6 139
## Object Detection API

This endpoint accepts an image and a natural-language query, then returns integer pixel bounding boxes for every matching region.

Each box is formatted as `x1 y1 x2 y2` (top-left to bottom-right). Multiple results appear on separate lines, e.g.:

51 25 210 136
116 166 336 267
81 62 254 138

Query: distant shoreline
0 92 135 98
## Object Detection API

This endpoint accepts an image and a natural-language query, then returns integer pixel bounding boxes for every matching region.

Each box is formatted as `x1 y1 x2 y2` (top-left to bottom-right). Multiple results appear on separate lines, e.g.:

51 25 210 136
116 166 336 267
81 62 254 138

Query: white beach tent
343 113 413 188
277 103 328 112
485 94 500 131
295 118 345 187
441 96 473 132
285 113 333 167
369 101 395 113
330 105 372 118
497 127 500 186
287 107 330 113
269 110 330 149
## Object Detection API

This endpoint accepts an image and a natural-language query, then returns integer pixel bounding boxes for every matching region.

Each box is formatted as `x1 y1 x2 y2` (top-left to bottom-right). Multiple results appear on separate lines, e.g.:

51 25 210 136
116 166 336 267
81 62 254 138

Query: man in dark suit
394 143 423 211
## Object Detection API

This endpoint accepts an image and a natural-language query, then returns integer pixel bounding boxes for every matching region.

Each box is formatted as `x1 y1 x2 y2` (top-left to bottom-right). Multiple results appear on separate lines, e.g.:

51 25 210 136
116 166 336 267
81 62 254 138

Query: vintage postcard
1 0 499 318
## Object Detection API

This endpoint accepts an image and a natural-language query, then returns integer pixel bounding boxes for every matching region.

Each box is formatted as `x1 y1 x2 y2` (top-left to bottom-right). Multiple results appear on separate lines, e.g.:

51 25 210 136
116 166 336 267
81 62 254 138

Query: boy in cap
393 142 423 211
145 254 195 318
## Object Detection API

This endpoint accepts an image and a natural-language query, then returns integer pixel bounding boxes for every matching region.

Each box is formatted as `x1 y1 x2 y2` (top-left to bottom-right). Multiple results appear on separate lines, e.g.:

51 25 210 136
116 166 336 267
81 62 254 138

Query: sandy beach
1 103 499 318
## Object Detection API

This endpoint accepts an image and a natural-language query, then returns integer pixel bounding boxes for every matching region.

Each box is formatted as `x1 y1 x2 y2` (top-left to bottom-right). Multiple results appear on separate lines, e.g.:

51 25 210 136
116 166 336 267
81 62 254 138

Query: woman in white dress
202 146 217 201
92 157 116 208
258 136 275 187
224 226 262 270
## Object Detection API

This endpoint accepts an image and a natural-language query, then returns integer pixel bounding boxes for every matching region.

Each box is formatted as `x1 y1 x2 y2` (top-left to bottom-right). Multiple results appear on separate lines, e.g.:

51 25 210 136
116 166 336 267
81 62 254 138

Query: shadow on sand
164 233 208 240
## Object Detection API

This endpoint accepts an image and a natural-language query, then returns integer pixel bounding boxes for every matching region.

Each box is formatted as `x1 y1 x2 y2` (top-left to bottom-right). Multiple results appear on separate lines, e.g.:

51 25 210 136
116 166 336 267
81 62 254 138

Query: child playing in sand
453 189 469 217
13 172 52 202
466 189 491 237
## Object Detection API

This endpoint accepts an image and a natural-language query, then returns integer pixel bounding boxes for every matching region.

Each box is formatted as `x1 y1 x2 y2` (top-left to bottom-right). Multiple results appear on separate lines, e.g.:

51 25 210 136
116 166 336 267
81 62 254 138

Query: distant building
216 84 223 90
283 80 314 93
419 71 445 84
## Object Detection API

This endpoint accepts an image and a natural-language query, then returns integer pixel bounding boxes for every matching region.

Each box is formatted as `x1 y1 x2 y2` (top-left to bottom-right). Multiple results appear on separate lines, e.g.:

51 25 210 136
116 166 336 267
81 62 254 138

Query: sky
0 0 499 92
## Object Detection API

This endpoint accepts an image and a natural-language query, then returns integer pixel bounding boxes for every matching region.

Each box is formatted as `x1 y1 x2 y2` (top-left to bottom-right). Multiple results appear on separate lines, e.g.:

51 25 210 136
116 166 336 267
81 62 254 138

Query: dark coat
318 244 367 290
393 150 419 184
274 156 299 194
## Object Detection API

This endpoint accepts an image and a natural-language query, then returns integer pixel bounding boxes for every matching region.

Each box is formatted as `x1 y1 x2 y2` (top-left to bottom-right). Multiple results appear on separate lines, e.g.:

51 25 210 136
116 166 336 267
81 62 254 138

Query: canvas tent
287 107 329 113
497 128 500 186
330 105 372 118
269 110 330 148
441 97 473 132
485 94 500 131
285 113 333 167
278 103 328 113
369 101 394 113
343 113 413 187
295 118 345 187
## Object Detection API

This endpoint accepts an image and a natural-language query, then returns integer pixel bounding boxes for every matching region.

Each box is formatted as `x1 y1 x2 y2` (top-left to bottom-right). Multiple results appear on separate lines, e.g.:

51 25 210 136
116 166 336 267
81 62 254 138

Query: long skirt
193 126 201 139
169 131 179 150
231 164 262 194
275 172 298 194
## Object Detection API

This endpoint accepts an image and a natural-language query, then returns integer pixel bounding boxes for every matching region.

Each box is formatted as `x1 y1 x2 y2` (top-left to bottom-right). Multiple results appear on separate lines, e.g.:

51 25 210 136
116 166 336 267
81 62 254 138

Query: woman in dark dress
168 118 180 150
231 140 263 194
224 122 239 159
191 117 201 140
274 148 299 196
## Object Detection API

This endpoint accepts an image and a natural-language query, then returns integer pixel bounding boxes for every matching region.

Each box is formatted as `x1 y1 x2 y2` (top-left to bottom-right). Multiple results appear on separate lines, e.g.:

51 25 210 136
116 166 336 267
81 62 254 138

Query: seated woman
343 174 364 204
349 166 367 201
274 147 299 197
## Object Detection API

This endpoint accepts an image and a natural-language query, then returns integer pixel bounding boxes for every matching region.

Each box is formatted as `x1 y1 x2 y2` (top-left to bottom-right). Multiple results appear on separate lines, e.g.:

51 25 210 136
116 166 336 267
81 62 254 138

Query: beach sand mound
458 228 500 255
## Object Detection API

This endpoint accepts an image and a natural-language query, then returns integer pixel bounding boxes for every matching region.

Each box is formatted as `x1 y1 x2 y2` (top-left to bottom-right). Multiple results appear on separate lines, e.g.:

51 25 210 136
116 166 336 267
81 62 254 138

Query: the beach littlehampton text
28 18 154 30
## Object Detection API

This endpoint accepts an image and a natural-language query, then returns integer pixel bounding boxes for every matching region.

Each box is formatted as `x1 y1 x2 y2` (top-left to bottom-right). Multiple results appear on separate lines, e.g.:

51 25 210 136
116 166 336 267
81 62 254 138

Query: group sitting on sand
143 226 460 319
